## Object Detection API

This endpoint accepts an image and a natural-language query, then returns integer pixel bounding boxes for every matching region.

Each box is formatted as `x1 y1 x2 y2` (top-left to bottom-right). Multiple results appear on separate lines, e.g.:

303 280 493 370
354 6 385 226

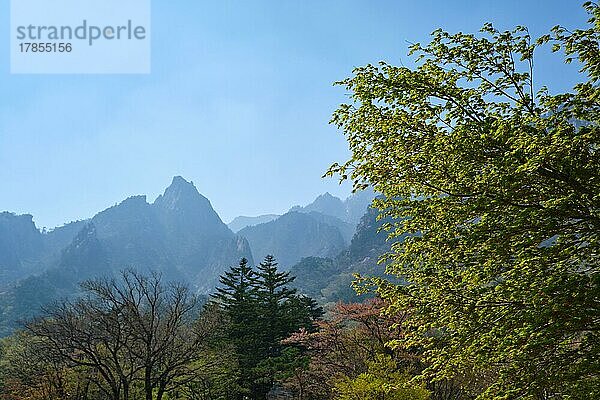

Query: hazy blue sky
0 1 590 228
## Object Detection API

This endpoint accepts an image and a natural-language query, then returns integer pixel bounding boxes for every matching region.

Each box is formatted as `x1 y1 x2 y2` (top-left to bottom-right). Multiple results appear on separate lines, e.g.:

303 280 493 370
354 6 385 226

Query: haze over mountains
235 189 375 266
0 212 86 286
0 176 378 335
228 214 280 233
239 211 347 267
290 190 374 227
0 177 252 287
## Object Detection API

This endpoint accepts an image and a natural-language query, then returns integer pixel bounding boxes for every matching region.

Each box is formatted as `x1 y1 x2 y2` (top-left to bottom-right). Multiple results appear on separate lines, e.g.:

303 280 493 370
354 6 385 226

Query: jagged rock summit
289 187 376 227
0 177 253 335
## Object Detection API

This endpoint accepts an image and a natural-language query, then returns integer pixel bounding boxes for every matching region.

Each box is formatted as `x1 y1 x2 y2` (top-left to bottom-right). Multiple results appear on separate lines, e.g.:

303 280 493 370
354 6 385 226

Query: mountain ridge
0 180 381 337
289 187 375 228
0 177 253 335
228 214 280 233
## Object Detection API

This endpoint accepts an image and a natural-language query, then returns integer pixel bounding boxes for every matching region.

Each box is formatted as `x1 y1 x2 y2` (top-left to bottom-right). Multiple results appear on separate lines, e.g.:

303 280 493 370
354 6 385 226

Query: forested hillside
289 205 403 303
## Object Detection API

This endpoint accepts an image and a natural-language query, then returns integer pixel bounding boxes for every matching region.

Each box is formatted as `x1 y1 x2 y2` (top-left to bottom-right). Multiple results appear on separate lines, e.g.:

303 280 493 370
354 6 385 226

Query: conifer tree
214 256 323 399
212 257 257 314
252 255 323 397
211 258 261 398
255 254 298 354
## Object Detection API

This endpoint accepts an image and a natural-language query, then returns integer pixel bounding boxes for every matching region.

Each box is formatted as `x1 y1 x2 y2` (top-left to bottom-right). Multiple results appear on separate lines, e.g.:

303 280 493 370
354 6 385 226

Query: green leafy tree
333 354 430 400
0 332 92 400
179 303 240 400
328 3 600 398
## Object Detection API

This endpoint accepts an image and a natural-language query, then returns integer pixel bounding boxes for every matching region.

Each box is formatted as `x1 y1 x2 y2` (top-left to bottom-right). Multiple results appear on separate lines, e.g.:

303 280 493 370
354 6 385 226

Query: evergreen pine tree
285 294 323 333
255 254 298 354
214 256 323 399
212 257 256 312
211 258 260 399
253 255 324 397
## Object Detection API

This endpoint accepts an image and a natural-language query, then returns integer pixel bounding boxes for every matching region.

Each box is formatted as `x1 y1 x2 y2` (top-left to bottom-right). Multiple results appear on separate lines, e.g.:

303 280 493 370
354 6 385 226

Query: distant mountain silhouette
291 193 346 220
238 211 346 268
229 190 375 268
0 213 88 286
0 213 44 285
290 187 375 228
228 214 280 232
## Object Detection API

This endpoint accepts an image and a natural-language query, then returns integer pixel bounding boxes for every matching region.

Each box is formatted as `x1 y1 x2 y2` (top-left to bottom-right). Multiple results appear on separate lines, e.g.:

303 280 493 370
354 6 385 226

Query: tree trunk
156 384 167 400
123 381 130 400
145 367 153 400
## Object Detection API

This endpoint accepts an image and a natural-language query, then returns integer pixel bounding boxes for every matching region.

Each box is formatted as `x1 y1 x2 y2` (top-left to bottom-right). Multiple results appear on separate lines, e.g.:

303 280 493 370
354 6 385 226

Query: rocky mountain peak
153 176 211 212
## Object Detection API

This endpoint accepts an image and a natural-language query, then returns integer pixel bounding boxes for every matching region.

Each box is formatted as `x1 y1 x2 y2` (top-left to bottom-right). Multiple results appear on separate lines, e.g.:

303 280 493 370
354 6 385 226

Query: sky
0 0 591 229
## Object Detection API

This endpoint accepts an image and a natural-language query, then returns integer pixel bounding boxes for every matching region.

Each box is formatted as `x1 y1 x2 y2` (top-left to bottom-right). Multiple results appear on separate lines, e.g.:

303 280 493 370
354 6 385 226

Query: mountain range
228 214 280 233
234 189 374 266
289 189 375 228
289 205 406 304
0 177 378 336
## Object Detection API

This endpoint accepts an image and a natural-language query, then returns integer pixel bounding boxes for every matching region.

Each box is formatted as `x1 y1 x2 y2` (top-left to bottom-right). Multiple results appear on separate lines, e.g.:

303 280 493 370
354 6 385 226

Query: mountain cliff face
344 188 377 227
43 220 89 255
0 213 44 285
290 206 401 303
0 177 252 335
304 211 354 243
0 213 92 287
238 211 346 268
